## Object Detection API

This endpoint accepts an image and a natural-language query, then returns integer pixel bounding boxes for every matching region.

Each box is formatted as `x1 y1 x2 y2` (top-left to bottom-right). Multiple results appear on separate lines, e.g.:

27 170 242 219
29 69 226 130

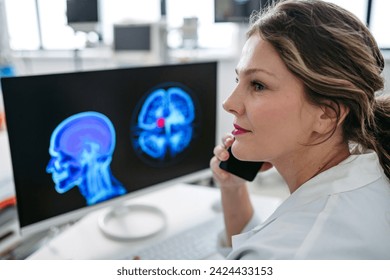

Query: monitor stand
97 204 167 241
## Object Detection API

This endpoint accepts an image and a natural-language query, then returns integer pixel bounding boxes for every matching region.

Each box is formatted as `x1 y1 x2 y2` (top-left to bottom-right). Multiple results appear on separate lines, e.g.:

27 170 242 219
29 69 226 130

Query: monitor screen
1 62 217 236
214 0 271 23
66 0 99 23
113 24 151 51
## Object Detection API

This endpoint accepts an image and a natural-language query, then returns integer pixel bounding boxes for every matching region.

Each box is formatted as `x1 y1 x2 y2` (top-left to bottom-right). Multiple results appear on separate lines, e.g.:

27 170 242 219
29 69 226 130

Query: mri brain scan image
46 111 126 205
131 83 197 165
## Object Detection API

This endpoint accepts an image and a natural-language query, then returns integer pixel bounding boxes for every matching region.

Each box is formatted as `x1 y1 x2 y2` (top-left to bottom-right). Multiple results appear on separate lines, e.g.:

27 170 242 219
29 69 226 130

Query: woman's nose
222 88 243 116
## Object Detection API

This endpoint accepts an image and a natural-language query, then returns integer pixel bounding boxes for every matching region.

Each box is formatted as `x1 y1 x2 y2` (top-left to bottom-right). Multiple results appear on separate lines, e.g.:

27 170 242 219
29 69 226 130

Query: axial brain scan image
131 83 197 165
46 111 126 205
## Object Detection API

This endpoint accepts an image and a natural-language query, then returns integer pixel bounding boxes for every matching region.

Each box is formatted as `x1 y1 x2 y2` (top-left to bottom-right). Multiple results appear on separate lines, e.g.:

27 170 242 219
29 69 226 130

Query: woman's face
223 33 321 163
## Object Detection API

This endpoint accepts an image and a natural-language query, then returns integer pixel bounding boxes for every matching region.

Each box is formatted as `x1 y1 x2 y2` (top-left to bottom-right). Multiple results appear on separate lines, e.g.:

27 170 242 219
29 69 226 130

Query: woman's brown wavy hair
248 0 390 179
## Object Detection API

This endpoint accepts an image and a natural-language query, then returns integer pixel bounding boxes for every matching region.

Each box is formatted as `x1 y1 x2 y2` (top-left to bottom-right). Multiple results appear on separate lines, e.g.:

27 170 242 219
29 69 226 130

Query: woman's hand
210 134 273 189
210 135 247 189
210 135 274 244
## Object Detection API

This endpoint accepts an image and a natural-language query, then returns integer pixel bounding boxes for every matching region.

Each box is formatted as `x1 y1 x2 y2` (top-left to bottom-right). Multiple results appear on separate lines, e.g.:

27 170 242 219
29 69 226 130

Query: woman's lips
232 124 251 136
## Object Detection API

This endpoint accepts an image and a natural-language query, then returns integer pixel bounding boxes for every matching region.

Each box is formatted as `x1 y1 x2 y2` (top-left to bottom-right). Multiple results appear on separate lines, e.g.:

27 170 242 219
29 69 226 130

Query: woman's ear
315 102 349 135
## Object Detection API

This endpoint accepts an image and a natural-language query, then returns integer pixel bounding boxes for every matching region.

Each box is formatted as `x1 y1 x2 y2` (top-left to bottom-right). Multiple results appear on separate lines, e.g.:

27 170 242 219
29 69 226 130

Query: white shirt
223 151 390 259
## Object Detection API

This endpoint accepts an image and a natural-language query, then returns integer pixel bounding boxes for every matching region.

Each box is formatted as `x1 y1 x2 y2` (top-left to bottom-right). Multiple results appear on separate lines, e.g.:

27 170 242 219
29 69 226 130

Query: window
5 0 160 50
4 0 389 51
5 0 40 50
369 0 390 48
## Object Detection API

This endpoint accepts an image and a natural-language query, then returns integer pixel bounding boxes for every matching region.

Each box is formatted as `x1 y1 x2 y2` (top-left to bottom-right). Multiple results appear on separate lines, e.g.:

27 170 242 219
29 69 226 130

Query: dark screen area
214 0 271 23
66 0 99 23
113 25 151 51
1 62 217 229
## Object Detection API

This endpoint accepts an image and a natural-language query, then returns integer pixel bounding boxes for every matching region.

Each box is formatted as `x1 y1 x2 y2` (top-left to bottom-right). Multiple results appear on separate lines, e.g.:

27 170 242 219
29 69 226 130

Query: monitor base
98 204 167 241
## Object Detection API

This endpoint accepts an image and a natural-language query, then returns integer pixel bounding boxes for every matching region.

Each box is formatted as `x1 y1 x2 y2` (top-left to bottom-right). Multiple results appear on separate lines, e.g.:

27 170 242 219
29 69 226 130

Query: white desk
27 183 283 260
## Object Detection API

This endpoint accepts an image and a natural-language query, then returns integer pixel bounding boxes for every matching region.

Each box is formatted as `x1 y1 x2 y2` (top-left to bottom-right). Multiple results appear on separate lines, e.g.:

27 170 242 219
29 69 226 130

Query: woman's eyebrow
235 67 277 78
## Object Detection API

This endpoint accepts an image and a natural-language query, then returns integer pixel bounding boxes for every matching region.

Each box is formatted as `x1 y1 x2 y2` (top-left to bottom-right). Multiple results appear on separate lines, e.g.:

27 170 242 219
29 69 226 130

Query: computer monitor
214 0 271 23
66 0 99 33
1 62 217 238
112 22 168 65
113 24 151 51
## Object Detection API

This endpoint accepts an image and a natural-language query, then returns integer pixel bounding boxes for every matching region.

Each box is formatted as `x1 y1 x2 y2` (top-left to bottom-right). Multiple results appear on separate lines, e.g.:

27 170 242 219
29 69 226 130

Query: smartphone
219 147 263 181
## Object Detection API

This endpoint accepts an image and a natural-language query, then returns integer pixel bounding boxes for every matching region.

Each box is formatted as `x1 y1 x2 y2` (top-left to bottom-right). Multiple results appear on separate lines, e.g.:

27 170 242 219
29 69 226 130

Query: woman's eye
235 77 239 84
251 81 265 91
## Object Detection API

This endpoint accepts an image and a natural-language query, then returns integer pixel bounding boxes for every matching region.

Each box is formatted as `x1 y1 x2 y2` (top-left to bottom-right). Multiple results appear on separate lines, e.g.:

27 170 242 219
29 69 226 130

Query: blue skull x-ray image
46 111 126 205
131 84 196 164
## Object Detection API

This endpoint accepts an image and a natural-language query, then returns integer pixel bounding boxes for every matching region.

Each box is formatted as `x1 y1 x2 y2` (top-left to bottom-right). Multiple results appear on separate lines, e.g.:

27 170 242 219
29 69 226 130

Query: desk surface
27 183 283 260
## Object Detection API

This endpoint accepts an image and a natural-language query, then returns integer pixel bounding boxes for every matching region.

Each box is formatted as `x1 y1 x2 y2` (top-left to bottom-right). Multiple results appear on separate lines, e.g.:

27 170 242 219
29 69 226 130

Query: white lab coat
221 150 390 259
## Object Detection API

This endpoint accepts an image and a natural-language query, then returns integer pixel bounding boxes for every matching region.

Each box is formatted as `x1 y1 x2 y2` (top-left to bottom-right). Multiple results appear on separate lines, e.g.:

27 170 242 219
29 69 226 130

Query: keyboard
124 216 224 260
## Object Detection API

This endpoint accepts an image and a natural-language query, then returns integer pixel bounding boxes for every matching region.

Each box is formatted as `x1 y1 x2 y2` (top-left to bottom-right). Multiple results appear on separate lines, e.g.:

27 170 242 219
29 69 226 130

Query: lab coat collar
250 151 382 233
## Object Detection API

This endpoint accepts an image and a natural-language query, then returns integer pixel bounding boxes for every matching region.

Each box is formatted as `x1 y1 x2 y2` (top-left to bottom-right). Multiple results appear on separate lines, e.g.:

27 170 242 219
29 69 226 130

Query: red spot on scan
157 117 165 128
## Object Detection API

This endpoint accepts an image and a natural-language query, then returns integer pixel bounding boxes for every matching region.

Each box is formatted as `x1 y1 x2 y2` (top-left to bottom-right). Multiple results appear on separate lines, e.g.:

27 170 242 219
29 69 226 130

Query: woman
210 0 390 259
